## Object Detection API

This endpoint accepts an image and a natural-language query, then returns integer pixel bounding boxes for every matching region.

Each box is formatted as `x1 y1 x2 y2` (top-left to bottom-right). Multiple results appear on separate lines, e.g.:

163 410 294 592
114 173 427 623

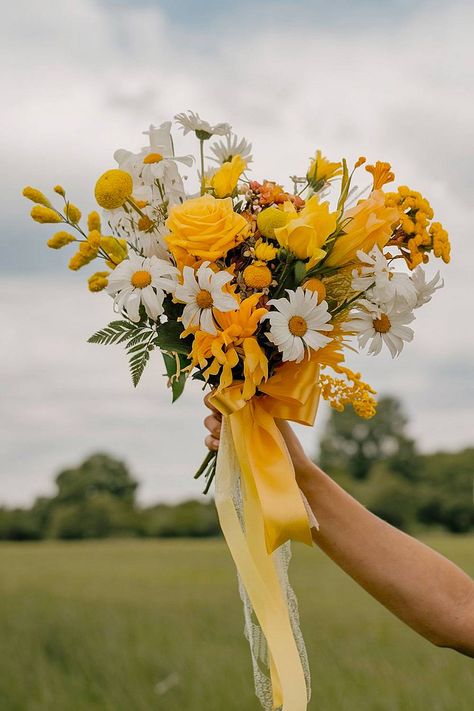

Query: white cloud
1 0 473 505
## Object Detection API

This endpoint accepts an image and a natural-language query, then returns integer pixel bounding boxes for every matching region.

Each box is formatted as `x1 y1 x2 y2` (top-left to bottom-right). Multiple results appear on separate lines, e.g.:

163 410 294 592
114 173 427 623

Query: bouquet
23 111 449 710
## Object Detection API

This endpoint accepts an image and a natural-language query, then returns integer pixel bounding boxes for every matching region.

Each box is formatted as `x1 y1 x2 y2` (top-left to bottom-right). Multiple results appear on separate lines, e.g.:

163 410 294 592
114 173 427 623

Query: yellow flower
365 161 395 190
307 150 342 185
166 194 249 261
243 262 273 289
325 190 399 267
431 222 451 263
274 196 338 262
68 241 99 271
254 240 278 261
87 211 101 232
30 205 62 224
99 236 128 268
88 271 110 292
319 365 377 418
211 155 246 198
256 206 289 239
64 203 81 223
94 169 133 210
22 186 52 208
303 278 326 303
47 231 76 249
54 185 66 197
190 293 268 398
87 229 102 249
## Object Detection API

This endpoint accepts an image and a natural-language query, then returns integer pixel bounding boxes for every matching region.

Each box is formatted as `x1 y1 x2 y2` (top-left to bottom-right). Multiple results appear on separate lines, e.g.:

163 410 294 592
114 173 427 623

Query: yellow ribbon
211 353 326 710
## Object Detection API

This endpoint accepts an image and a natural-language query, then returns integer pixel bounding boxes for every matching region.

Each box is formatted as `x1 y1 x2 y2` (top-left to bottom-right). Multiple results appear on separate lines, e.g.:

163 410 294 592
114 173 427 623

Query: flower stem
199 139 205 196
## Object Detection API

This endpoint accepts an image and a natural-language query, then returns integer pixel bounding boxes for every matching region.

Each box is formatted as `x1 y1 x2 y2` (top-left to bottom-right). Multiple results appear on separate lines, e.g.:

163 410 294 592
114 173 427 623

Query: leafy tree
319 395 420 480
47 494 140 540
55 453 138 505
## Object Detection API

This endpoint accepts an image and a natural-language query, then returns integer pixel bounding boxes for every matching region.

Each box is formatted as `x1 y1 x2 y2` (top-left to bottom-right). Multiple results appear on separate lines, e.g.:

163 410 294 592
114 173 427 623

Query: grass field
0 536 472 711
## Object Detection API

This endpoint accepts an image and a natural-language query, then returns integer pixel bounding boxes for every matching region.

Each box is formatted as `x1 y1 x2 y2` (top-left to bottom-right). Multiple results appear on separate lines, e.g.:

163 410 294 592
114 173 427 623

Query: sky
1 0 473 506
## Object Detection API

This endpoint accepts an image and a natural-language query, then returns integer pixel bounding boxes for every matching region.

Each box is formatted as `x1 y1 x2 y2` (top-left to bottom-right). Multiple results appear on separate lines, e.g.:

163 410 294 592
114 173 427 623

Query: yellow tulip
211 155 246 198
325 190 399 267
274 196 338 262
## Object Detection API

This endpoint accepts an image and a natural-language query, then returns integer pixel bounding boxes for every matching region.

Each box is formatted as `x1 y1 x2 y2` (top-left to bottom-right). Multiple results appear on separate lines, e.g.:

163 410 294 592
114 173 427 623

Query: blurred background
1 1 473 709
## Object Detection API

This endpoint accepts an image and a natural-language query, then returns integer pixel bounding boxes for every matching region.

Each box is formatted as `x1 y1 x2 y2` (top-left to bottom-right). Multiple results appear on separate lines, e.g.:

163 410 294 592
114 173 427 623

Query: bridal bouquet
23 112 449 710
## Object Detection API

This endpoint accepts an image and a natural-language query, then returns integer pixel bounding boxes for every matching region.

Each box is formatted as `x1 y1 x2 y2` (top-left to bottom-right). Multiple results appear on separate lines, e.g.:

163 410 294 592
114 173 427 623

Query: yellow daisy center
288 315 308 337
143 152 164 164
373 313 391 333
138 215 153 231
131 270 152 289
196 289 213 309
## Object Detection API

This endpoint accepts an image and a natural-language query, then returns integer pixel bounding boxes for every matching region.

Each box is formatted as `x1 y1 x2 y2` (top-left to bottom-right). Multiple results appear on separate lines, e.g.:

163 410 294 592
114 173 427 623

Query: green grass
0 536 472 710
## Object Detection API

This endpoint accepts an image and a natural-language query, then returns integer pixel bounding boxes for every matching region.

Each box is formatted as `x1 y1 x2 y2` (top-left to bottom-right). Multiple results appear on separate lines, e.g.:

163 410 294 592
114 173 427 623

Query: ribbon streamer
211 355 326 710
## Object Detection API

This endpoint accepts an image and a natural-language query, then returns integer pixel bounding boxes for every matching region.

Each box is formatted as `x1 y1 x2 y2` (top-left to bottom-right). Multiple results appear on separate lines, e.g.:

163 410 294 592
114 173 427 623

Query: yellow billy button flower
256 206 289 239
211 155 247 198
64 203 81 223
254 240 278 262
30 205 62 224
243 262 273 289
87 211 101 232
22 186 52 208
47 231 76 249
143 152 163 164
303 278 326 303
94 169 133 210
88 271 110 292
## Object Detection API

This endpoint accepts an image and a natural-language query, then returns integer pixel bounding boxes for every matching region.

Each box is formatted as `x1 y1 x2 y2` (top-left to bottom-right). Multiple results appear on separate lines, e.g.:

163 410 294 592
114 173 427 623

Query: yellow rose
325 190 400 267
274 196 338 263
166 194 249 261
211 155 246 198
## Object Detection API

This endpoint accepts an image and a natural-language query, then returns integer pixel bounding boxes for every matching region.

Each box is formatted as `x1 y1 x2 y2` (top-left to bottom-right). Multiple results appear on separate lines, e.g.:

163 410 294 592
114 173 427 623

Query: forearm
278 421 474 657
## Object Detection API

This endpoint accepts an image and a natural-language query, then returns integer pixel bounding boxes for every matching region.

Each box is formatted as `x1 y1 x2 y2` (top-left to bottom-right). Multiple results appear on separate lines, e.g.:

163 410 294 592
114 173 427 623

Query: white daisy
347 300 415 358
263 288 333 363
175 111 231 139
210 133 253 165
106 253 178 323
352 246 417 308
114 122 192 203
174 262 237 334
411 268 443 308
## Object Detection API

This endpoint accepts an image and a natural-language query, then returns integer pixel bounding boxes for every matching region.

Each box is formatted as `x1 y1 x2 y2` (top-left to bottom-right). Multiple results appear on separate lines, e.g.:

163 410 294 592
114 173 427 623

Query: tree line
1 396 472 540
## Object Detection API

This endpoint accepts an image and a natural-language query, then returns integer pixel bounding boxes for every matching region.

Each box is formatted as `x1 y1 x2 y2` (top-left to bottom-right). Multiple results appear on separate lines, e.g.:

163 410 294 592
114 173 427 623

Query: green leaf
88 320 138 346
155 320 192 355
162 352 188 402
125 331 156 387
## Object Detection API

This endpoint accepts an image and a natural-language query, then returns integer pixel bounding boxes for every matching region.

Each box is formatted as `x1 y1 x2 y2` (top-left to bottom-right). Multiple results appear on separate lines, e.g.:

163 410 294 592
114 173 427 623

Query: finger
204 414 221 438
205 434 220 451
204 391 221 417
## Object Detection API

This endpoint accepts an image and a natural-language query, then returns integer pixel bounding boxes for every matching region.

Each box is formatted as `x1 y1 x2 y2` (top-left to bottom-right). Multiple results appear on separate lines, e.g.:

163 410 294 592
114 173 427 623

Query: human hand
203 392 221 452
